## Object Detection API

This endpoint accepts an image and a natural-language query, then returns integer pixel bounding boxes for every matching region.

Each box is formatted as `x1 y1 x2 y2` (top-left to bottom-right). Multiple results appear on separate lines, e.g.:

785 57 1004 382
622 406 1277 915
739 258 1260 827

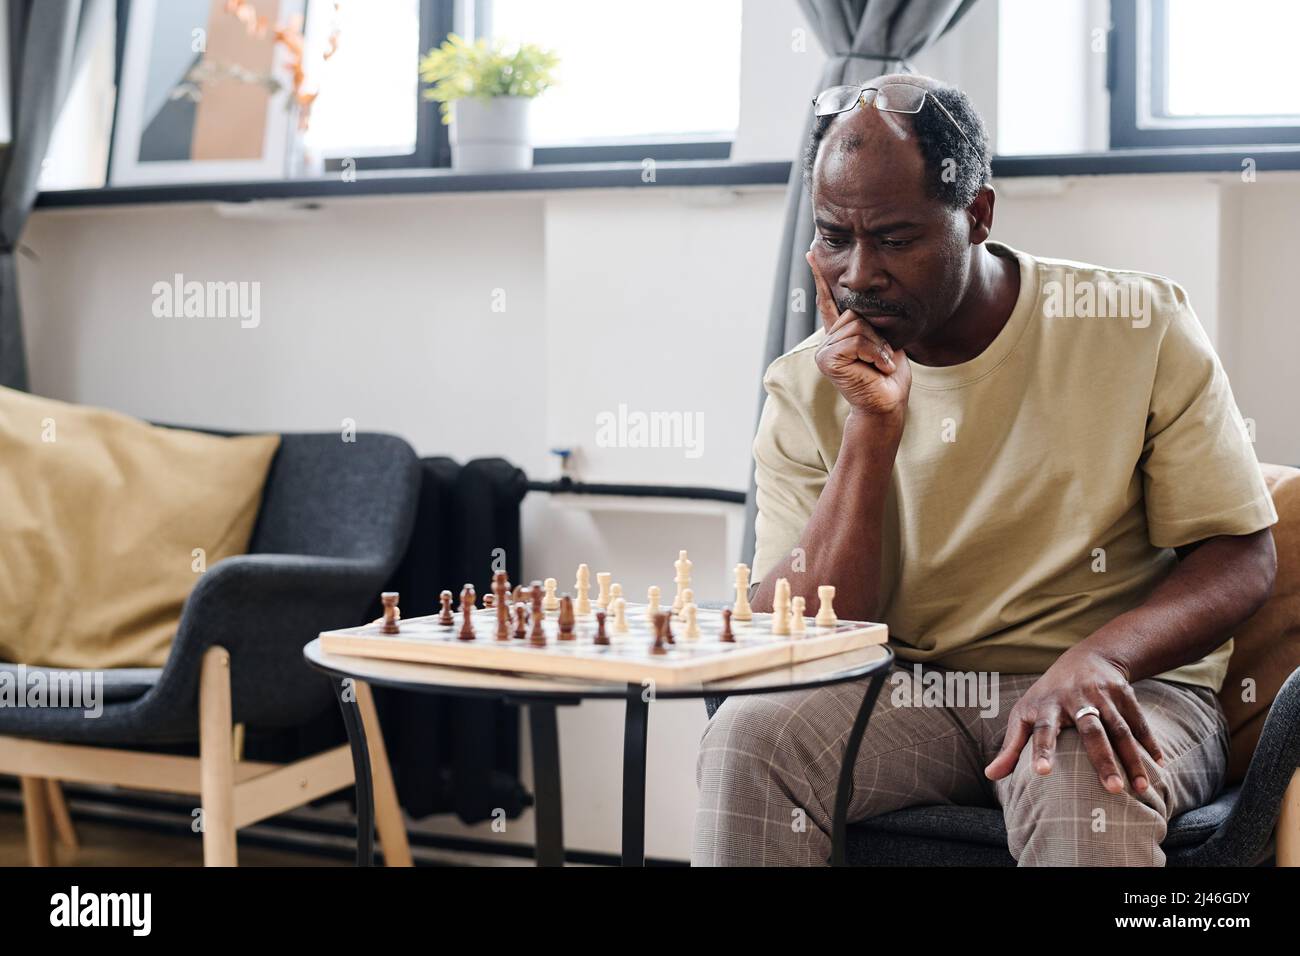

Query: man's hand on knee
983 650 1167 795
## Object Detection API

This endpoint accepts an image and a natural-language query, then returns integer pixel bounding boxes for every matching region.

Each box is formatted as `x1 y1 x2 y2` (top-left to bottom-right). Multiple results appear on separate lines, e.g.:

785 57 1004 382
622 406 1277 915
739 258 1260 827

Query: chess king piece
672 550 692 613
543 578 559 611
733 563 753 621
646 585 661 623
575 564 592 616
611 597 629 635
438 590 454 626
595 572 612 610
772 578 791 635
683 602 700 640
380 592 400 634
816 585 838 628
790 595 807 635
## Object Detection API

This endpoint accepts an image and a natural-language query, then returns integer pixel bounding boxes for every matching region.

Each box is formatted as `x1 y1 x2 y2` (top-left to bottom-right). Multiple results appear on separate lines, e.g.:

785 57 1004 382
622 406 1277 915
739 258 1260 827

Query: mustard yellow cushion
0 387 280 668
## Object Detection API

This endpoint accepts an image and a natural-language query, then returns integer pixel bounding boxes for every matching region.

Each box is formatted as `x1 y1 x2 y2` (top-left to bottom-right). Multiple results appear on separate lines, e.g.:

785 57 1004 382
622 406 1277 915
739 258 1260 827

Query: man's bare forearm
753 410 902 620
1070 528 1277 683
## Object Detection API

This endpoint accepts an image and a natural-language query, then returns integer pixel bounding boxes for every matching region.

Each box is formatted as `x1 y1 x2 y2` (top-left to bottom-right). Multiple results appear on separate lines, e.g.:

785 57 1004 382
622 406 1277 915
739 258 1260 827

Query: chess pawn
596 572 612 609
771 578 791 636
719 607 736 643
790 596 806 635
683 602 700 640
594 610 610 646
677 588 695 621
575 564 592 616
733 563 753 621
437 590 454 626
610 583 624 608
514 604 528 639
815 585 838 628
646 585 661 623
543 578 559 611
651 612 670 655
611 597 629 635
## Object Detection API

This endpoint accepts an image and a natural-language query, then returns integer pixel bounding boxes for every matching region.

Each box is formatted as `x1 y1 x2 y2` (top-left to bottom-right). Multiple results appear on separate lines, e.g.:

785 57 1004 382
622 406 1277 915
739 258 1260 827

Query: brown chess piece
594 610 609 646
380 592 400 634
719 607 735 643
514 604 528 640
483 593 496 608
651 612 669 655
529 584 546 645
493 571 510 640
558 594 576 640
661 609 675 644
438 590 454 626
459 585 476 640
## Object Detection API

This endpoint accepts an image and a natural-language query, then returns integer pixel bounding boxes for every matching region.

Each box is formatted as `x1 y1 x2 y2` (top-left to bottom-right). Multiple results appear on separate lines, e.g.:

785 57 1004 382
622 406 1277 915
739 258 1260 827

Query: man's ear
966 185 996 244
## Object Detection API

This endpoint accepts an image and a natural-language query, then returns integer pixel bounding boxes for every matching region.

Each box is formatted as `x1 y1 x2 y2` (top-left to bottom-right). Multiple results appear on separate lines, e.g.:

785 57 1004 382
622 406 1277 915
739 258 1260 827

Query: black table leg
829 669 889 867
621 683 650 866
337 678 374 867
528 703 564 866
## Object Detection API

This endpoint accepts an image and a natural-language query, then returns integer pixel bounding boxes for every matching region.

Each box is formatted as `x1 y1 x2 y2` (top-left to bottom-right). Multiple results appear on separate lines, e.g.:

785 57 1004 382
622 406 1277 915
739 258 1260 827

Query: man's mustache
837 291 907 318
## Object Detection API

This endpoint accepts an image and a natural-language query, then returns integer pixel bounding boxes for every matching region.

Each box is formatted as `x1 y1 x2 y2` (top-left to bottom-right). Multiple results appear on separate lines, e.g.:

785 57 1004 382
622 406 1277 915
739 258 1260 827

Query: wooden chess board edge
318 623 889 686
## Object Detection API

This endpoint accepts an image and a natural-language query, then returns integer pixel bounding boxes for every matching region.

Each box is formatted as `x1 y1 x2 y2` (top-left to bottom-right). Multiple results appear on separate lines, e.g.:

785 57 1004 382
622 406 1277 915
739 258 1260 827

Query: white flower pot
450 96 534 172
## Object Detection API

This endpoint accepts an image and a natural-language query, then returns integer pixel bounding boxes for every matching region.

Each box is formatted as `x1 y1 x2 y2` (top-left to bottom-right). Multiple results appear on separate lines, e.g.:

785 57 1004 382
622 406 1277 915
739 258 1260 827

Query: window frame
1108 0 1300 149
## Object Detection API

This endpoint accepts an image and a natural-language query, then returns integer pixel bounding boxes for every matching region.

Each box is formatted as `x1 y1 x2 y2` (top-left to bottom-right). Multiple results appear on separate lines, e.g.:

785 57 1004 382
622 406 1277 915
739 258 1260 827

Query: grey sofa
1 431 421 864
704 662 1300 865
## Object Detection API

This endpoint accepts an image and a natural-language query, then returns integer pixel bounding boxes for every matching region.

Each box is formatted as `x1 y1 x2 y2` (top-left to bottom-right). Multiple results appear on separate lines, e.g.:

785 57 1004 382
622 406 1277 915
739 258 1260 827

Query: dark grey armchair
1 432 421 866
705 662 1300 865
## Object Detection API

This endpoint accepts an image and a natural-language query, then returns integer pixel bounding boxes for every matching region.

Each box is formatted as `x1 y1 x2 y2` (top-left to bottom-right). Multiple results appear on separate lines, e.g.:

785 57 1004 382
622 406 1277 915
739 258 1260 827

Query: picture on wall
109 0 305 185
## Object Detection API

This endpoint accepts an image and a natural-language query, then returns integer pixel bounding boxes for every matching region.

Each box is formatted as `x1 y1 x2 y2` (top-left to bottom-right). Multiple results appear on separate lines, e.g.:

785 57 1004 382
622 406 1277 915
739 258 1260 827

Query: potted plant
420 33 559 172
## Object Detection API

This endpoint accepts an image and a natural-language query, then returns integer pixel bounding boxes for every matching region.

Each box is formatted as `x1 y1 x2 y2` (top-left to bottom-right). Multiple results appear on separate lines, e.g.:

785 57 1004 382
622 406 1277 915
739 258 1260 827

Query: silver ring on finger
1074 705 1101 723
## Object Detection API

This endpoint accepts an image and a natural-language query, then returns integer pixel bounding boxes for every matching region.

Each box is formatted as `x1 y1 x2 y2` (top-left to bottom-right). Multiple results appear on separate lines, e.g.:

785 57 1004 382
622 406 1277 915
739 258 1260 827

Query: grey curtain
740 0 981 564
0 0 109 391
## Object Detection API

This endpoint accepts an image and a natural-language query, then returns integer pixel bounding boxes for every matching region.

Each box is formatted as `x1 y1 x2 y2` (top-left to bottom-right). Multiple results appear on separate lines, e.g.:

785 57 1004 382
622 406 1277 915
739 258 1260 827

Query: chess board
319 604 888 686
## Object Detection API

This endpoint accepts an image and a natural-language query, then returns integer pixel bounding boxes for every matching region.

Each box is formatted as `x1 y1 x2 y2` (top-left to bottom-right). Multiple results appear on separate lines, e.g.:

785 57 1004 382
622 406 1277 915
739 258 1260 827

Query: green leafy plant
419 33 559 124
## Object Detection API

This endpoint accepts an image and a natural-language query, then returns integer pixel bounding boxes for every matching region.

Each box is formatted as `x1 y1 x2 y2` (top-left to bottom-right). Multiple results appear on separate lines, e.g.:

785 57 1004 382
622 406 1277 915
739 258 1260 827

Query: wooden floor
0 808 347 867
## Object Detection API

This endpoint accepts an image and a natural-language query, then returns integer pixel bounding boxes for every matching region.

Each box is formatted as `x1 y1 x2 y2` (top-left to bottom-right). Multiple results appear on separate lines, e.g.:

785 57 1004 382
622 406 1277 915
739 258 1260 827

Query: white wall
18 0 1300 862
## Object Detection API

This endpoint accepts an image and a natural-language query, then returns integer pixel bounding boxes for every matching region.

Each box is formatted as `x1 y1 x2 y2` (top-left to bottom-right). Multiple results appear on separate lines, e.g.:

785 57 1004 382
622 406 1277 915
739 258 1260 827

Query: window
1109 0 1300 148
470 0 742 162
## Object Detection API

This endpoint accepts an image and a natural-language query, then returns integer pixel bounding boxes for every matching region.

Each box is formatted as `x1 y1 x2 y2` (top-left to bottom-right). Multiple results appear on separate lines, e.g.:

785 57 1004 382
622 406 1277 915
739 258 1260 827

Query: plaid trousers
693 660 1229 866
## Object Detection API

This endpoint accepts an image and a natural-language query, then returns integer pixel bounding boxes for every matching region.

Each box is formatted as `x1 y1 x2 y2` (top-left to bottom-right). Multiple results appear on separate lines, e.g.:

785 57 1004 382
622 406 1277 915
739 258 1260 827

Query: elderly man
693 75 1277 866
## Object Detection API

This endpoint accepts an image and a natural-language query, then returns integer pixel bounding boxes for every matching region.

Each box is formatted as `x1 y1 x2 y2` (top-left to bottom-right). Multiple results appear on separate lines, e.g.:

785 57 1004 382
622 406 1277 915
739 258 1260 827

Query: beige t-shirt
752 241 1277 691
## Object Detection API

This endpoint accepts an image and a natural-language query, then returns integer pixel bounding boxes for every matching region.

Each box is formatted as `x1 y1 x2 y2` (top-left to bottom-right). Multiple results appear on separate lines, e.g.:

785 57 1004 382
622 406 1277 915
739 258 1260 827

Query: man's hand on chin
983 648 1167 795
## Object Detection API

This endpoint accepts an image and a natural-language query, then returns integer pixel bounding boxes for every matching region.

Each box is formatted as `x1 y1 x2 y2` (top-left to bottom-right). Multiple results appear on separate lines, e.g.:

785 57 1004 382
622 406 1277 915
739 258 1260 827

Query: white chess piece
733 563 753 621
772 578 791 635
677 588 694 621
610 582 623 605
790 595 806 635
815 585 837 628
596 572 612 609
611 597 629 634
683 602 700 640
672 550 692 613
575 564 591 616
646 585 661 623
543 578 559 611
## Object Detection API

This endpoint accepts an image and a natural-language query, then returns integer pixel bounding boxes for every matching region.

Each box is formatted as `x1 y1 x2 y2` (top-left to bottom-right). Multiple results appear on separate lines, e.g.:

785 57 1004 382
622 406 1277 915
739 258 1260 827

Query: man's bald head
803 74 990 210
